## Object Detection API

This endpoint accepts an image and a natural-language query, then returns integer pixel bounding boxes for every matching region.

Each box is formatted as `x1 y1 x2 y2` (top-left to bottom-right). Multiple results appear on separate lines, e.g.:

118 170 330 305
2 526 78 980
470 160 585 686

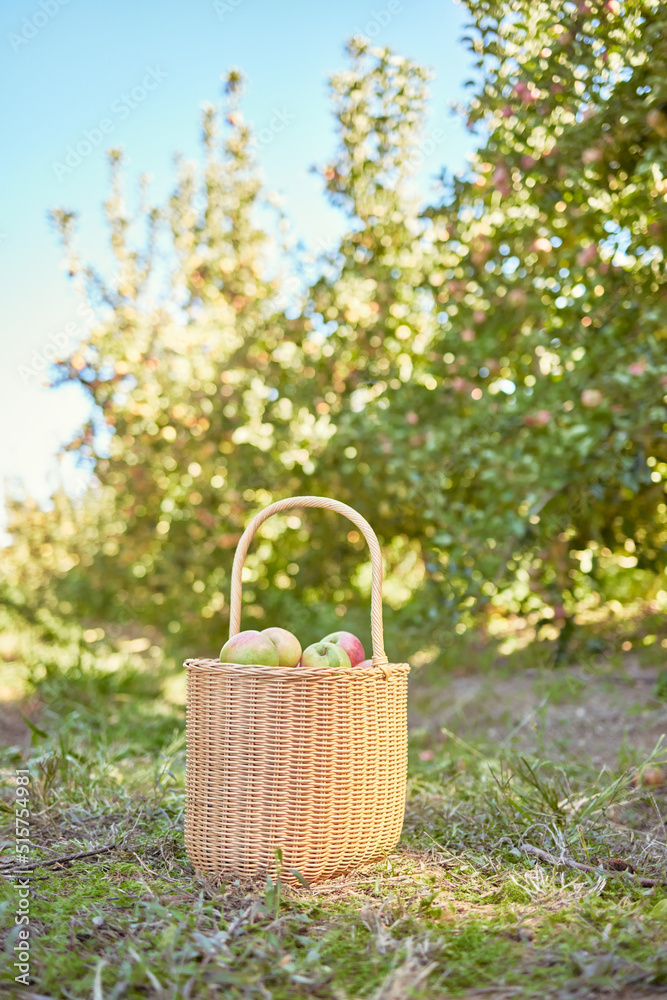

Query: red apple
577 244 598 267
321 631 365 667
300 641 351 670
492 164 510 196
261 627 301 667
642 766 665 787
647 109 667 138
582 148 603 165
357 658 374 668
514 81 538 104
524 410 551 427
220 630 279 666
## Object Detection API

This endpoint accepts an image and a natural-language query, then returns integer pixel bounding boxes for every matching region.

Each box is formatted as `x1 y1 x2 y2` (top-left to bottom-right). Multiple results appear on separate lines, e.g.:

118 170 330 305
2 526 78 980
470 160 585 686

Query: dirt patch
0 698 40 751
409 658 667 770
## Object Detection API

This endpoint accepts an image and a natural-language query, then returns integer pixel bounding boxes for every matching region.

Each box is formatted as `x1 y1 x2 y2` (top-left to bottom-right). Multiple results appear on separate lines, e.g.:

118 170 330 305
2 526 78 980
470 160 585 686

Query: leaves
3 13 667 659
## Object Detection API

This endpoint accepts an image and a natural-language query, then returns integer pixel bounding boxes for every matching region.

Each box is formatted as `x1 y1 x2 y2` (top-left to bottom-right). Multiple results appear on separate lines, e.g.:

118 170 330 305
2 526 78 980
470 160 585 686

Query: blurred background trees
3 0 666 668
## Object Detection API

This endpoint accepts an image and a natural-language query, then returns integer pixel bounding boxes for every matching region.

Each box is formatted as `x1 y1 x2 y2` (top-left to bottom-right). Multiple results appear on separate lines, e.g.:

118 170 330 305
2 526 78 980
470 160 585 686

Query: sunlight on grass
2 653 666 999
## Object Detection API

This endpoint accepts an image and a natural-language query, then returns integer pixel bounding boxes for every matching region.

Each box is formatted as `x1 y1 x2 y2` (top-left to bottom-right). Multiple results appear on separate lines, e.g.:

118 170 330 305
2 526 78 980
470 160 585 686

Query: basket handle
229 495 388 668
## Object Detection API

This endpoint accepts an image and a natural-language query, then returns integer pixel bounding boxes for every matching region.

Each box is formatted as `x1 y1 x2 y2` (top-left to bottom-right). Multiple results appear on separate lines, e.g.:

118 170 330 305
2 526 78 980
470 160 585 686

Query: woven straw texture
184 496 410 884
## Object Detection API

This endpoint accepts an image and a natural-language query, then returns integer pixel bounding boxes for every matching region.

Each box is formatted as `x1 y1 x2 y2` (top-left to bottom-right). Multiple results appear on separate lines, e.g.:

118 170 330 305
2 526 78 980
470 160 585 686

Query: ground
410 655 667 767
1 646 666 999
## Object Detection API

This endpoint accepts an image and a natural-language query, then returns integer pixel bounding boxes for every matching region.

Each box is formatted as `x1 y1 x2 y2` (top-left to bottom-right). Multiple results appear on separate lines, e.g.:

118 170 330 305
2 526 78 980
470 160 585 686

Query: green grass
2 635 667 998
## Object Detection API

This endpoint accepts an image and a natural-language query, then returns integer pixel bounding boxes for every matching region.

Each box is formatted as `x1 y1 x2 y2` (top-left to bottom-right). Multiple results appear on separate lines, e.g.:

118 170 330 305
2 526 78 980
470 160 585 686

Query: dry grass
1 636 667 998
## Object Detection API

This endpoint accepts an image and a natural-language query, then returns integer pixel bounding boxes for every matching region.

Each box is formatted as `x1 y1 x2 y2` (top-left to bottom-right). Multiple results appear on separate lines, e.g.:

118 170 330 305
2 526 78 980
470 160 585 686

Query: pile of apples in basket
220 628 371 669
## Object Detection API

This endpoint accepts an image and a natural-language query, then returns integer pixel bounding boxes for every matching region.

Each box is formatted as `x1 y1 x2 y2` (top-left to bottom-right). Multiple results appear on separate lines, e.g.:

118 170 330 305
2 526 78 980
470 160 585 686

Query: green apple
220 630 279 666
300 641 352 669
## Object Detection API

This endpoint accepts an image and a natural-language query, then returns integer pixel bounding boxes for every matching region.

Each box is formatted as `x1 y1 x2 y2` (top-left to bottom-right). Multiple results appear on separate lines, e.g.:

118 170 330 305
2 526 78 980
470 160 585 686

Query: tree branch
1 843 117 875
522 843 661 889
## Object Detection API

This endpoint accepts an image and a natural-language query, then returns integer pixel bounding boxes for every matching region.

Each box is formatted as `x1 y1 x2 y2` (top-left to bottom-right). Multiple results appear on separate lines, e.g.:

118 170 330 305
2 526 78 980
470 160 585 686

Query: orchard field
2 0 667 996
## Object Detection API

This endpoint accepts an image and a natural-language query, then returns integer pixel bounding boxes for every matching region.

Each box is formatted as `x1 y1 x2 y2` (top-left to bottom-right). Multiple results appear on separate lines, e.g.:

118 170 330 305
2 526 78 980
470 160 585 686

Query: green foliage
2 7 667 661
418 0 667 623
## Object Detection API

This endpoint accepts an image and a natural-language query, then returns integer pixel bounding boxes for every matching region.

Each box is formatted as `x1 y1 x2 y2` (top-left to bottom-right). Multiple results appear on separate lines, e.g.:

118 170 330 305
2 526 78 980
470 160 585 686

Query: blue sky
0 0 476 535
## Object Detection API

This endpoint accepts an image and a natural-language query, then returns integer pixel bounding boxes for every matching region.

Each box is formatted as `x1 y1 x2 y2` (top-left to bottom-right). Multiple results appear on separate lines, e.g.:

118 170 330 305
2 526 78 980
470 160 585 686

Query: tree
419 0 667 645
300 10 667 654
3 9 667 665
40 79 334 652
310 6 667 652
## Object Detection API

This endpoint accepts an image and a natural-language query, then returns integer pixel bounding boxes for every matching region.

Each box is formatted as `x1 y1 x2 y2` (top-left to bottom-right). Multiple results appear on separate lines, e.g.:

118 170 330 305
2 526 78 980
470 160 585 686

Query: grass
2 629 667 998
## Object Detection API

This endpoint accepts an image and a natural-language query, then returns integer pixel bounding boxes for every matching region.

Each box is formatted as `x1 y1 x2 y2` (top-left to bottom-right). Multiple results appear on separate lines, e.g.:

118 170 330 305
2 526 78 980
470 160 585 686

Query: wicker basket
184 495 410 885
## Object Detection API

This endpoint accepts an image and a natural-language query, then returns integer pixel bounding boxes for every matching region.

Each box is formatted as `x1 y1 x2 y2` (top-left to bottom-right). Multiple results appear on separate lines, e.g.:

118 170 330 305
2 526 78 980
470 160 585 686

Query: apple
647 109 667 138
220 630 279 666
642 766 665 787
321 630 365 667
261 627 301 667
577 244 598 267
492 164 510 197
524 410 551 428
514 81 538 104
581 388 603 408
300 641 352 670
581 147 602 165
357 659 374 668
